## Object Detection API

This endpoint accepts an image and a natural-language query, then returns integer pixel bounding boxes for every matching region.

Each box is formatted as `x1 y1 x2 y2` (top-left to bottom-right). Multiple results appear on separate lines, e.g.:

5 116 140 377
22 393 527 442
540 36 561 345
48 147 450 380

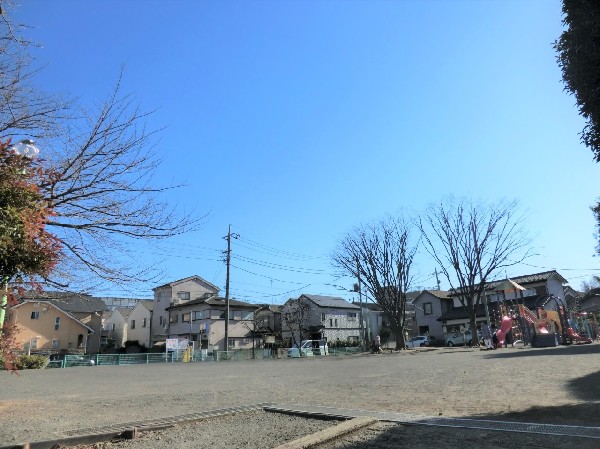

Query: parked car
405 336 430 348
287 340 328 358
445 330 481 347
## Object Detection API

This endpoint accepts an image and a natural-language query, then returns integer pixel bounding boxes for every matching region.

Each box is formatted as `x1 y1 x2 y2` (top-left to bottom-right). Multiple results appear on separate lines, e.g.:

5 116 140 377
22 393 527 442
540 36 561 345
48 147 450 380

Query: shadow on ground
481 343 600 359
317 403 600 449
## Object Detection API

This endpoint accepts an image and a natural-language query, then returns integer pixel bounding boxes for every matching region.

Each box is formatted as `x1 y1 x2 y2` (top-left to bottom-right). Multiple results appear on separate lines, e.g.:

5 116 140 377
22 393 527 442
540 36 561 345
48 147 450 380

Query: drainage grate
60 403 272 437
265 404 600 439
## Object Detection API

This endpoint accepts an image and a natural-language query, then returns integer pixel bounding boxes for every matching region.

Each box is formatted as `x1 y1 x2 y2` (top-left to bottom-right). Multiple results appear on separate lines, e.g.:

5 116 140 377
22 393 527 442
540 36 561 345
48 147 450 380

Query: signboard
166 338 189 350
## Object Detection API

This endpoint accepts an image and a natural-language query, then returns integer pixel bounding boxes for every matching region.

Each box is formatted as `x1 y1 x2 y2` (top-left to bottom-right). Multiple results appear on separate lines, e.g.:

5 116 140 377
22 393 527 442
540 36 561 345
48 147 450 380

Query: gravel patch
58 410 340 449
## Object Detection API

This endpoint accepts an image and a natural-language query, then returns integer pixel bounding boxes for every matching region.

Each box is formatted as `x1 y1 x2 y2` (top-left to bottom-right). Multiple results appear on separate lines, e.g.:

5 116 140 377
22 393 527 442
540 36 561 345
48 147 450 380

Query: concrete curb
0 424 175 449
273 417 378 449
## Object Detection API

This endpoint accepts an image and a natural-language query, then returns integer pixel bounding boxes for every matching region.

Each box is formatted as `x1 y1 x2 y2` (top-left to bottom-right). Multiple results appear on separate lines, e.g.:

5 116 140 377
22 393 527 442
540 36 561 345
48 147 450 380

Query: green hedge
15 355 49 370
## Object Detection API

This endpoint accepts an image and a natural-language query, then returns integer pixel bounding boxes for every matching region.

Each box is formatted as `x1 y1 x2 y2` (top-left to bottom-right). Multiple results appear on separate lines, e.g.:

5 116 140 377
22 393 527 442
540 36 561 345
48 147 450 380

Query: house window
321 313 326 322
179 291 190 300
347 312 357 321
131 320 136 329
112 323 115 332
30 338 38 350
142 318 147 328
335 319 338 327
228 338 235 349
329 318 333 327
423 302 433 315
54 317 61 331
243 310 254 320
169 314 178 324
31 311 40 320
51 339 59 349
159 316 163 326
182 313 190 323
195 310 205 320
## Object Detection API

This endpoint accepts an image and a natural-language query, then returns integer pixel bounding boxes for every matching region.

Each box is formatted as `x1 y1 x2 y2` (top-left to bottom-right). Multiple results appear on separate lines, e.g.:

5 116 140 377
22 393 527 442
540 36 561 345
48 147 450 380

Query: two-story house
166 296 258 351
255 304 283 346
7 300 95 354
151 275 220 345
419 270 570 338
103 300 153 348
18 291 108 353
412 290 450 340
281 294 361 347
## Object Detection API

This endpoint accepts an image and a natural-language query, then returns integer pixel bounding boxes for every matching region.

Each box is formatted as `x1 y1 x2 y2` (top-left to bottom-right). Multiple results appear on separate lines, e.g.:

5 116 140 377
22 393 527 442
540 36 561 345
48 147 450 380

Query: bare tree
333 217 418 350
281 298 310 350
39 76 200 287
417 198 532 341
0 2 73 141
0 6 202 289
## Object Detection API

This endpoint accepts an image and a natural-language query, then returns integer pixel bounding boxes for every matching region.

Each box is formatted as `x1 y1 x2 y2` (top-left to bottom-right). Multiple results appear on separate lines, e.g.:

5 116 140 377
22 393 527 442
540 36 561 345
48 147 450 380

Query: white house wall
127 303 152 347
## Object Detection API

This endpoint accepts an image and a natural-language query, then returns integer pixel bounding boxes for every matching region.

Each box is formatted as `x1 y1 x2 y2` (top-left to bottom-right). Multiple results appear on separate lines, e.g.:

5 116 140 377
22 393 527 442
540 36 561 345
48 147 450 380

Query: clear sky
11 0 600 302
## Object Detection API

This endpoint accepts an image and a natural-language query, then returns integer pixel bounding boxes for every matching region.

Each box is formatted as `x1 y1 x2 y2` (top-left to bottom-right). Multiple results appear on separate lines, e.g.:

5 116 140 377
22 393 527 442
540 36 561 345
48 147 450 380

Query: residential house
421 270 570 338
103 300 153 349
7 300 94 354
151 275 220 345
19 291 108 353
412 290 450 340
166 296 259 351
128 300 153 347
98 296 151 311
281 294 361 346
255 304 283 346
104 308 129 348
354 302 383 346
581 287 600 313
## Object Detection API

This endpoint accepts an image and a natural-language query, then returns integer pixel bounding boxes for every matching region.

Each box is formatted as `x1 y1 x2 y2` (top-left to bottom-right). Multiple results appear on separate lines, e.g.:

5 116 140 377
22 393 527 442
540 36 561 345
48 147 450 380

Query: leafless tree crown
332 217 418 349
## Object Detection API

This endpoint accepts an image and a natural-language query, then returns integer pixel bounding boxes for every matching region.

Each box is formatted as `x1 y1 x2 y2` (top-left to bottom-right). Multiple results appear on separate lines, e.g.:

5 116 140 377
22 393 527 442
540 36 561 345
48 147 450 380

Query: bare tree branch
417 198 532 340
332 216 418 350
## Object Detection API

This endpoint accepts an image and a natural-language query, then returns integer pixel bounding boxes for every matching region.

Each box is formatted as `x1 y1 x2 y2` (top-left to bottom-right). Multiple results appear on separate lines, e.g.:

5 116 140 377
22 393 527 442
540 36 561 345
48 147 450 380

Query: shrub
15 354 49 370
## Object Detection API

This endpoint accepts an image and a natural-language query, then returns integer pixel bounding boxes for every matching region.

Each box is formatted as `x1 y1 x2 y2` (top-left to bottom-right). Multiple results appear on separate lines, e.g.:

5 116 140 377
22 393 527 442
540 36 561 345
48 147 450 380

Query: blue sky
12 0 600 302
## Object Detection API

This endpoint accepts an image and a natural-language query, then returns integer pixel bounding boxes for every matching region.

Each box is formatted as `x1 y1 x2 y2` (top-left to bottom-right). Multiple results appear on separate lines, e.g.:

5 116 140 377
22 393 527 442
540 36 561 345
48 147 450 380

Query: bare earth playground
1 344 600 448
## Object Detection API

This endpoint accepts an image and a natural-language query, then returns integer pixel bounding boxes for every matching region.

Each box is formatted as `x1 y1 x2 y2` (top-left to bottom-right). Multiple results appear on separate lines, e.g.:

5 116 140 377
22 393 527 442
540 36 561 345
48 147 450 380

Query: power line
232 254 327 274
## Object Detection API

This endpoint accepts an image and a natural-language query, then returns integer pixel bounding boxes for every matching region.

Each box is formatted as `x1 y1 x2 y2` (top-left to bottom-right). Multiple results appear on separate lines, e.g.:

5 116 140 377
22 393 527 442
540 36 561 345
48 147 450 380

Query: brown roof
152 275 220 293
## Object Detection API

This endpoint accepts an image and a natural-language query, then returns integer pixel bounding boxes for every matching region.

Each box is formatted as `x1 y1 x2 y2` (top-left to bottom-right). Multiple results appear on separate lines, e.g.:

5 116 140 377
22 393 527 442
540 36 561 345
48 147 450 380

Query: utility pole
356 257 365 351
434 268 441 290
223 224 239 353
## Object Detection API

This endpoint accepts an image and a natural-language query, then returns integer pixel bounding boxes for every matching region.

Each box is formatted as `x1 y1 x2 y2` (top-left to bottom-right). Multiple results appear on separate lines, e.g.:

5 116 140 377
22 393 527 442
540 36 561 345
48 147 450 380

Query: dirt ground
1 343 600 448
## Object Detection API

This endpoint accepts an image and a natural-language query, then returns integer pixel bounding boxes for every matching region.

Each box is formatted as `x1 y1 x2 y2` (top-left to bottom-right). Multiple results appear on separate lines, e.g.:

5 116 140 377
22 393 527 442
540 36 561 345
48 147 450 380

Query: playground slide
536 321 550 334
566 327 592 344
495 316 512 347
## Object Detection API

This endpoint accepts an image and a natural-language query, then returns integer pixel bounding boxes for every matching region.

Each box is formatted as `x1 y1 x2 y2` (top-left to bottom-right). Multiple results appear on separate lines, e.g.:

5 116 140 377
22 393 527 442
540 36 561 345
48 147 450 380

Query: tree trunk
394 329 405 350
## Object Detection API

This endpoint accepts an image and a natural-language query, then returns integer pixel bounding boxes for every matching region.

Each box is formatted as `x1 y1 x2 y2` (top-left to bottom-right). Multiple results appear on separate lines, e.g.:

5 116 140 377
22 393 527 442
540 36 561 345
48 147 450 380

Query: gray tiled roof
22 291 108 313
166 296 258 310
301 294 359 309
486 270 567 290
449 270 567 296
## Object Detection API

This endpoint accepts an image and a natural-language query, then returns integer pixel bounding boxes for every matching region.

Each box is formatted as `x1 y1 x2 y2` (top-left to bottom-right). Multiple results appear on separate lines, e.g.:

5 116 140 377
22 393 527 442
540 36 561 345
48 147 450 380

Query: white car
405 336 430 348
287 340 328 358
446 330 481 346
